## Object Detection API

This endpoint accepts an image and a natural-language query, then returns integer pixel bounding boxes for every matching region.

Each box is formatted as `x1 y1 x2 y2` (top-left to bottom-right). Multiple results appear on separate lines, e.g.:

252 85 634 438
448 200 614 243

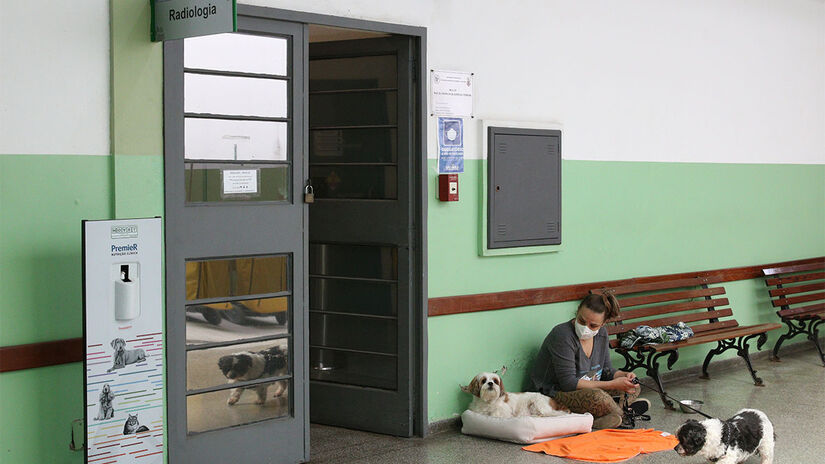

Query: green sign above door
151 0 236 42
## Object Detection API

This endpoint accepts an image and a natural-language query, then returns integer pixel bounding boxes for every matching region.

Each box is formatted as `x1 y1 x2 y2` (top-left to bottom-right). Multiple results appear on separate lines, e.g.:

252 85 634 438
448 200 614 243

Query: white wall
244 0 825 164
0 0 110 156
1 1 820 163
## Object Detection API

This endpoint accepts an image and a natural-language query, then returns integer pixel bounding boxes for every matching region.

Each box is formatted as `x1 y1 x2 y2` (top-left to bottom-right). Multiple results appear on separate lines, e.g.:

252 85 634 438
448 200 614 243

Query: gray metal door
164 17 308 463
307 37 415 436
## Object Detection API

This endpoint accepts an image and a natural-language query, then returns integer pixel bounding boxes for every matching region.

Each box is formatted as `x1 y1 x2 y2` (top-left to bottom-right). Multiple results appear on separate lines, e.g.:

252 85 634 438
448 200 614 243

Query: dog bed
460 410 593 444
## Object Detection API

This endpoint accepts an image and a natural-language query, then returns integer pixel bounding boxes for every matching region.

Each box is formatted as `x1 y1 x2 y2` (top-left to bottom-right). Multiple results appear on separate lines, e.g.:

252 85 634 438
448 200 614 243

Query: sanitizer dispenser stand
82 217 164 464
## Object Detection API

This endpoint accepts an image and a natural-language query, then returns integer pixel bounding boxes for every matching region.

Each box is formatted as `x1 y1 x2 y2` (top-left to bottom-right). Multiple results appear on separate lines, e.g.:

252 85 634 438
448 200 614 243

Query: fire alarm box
438 174 459 201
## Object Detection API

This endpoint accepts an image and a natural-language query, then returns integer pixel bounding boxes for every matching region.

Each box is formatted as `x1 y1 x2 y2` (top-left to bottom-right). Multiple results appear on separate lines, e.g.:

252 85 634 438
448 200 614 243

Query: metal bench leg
618 348 678 409
738 333 767 386
772 319 805 362
647 352 678 410
700 342 725 380
808 319 825 367
701 334 767 386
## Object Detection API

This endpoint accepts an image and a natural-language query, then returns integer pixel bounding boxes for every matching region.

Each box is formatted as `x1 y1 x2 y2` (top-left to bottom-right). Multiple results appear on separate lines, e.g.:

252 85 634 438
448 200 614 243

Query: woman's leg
604 384 641 409
554 388 624 416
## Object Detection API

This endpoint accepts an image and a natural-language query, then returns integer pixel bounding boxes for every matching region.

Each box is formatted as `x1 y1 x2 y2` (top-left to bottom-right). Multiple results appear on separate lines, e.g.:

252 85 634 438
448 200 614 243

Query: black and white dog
218 346 288 405
675 409 775 464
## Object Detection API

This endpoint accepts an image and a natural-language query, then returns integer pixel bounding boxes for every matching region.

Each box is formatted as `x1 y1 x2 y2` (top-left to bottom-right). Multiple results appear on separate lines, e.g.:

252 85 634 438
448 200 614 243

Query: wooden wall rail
428 257 825 317
2 257 823 373
0 338 84 373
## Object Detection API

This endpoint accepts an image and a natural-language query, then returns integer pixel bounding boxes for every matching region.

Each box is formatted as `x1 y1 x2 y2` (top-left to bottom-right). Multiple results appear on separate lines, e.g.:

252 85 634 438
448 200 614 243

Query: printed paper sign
222 169 259 195
438 117 464 173
431 70 474 118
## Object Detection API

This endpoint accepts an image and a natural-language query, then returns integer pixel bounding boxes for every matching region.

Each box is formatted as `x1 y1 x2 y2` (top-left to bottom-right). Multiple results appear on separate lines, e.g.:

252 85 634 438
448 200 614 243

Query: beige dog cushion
460 410 593 444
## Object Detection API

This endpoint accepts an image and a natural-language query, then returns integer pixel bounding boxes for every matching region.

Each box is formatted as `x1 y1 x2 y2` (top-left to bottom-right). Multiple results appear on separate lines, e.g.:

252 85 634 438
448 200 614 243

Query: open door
307 36 417 436
164 16 309 463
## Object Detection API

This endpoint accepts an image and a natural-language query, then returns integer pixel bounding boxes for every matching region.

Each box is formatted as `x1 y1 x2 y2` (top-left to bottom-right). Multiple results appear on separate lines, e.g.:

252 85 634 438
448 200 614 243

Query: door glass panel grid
186 377 293 435
308 52 399 201
184 32 293 204
309 243 398 390
184 253 294 434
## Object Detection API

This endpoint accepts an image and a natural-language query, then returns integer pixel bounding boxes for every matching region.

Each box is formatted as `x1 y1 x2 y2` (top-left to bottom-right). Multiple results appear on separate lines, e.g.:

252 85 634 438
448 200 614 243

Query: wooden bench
592 277 781 409
762 260 825 366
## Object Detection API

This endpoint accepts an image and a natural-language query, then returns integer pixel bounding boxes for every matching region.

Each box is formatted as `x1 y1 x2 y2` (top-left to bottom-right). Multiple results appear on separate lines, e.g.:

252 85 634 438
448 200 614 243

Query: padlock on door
304 181 315 203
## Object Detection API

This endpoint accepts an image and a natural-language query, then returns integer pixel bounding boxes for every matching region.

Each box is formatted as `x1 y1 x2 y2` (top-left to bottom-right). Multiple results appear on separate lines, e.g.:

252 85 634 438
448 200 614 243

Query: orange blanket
522 428 678 463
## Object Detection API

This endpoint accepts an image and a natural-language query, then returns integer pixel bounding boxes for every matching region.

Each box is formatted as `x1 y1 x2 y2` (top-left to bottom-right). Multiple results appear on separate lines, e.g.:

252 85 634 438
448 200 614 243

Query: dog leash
631 378 714 419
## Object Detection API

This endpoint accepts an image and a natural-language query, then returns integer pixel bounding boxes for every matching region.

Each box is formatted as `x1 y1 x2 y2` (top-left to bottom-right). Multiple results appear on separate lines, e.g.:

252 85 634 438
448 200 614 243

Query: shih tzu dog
218 346 288 405
461 372 569 418
107 338 146 373
675 409 775 464
94 384 115 420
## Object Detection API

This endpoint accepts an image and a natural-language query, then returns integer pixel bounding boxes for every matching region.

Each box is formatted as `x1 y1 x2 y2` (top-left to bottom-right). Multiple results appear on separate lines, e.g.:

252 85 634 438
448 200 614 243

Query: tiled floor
310 344 825 463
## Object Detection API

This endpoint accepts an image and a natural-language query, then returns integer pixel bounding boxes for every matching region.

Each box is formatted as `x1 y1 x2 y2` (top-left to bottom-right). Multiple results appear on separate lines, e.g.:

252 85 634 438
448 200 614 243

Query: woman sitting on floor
529 293 650 429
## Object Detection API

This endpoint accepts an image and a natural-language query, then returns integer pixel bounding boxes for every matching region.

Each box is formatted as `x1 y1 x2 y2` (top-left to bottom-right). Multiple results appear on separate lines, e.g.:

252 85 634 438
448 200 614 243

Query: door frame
238 5 429 438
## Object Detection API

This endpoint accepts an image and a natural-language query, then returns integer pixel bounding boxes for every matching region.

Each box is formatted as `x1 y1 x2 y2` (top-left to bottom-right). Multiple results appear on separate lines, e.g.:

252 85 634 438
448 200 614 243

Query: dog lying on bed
461 372 569 418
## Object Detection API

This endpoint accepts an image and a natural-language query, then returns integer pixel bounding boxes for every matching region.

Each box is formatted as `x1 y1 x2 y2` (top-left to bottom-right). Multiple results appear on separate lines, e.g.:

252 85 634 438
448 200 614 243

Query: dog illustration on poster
94 384 115 420
107 338 146 373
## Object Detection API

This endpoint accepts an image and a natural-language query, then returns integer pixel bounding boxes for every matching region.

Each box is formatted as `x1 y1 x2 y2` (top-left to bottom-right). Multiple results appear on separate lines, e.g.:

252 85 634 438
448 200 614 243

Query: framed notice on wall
82 217 164 463
430 69 474 118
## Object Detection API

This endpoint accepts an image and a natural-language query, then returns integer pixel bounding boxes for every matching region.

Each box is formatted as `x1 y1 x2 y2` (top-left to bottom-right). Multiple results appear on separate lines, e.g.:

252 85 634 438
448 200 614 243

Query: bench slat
608 320 740 348
617 287 726 308
594 277 710 296
765 272 825 287
688 320 740 334
608 308 733 335
762 261 825 276
772 291 825 308
768 282 825 297
777 302 825 319
614 298 729 322
645 323 781 352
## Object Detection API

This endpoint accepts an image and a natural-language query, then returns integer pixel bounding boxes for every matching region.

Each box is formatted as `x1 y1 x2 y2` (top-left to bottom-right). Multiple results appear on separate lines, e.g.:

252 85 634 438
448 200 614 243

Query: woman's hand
611 377 637 393
613 370 637 381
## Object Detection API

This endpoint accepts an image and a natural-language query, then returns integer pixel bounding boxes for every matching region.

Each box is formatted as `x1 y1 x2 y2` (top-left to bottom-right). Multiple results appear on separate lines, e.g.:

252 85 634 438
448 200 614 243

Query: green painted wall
0 155 113 346
111 0 163 157
0 3 165 459
0 155 112 463
0 364 84 463
426 159 825 422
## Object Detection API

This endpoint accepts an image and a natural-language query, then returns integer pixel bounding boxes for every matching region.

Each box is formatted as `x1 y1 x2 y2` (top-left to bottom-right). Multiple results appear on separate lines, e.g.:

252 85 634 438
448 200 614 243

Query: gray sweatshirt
529 320 615 396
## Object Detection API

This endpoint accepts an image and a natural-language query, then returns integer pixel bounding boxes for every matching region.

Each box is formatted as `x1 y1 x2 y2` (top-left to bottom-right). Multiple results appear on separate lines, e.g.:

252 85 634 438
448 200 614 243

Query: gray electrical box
487 127 561 249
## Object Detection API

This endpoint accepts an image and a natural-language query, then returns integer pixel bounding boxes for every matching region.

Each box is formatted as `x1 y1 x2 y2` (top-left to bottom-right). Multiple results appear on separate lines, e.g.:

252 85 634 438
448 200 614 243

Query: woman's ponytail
578 291 621 321
600 291 620 321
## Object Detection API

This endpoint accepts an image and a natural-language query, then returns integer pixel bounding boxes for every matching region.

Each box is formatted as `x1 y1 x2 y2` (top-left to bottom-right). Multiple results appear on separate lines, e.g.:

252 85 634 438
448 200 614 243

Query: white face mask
574 321 599 340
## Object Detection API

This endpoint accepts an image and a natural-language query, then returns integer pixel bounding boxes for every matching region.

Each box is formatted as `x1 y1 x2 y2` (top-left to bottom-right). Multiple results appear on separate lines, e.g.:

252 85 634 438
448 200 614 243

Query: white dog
675 408 775 464
107 338 146 373
461 372 568 418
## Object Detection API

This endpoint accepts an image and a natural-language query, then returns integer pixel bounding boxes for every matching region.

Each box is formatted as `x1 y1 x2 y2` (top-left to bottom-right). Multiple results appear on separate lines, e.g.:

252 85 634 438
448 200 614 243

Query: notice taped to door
222 169 259 195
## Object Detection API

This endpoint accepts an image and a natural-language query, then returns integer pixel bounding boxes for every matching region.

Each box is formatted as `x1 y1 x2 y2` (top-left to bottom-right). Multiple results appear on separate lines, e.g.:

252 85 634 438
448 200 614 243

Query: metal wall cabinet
487 126 561 249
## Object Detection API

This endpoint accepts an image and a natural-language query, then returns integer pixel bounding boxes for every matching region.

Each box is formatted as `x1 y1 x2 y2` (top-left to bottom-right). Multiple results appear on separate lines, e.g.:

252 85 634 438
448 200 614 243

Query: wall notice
430 70 474 118
438 117 464 173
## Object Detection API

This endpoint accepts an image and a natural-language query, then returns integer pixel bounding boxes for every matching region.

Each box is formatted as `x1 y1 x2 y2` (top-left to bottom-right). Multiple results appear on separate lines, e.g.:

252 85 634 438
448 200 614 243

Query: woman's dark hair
578 292 621 321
